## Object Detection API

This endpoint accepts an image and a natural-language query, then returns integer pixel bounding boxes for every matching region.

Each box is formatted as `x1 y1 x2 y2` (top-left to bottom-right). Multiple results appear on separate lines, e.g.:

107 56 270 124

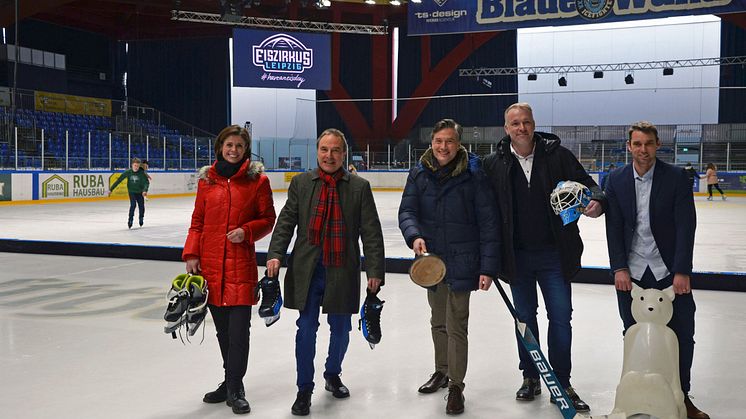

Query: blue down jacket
398 147 501 292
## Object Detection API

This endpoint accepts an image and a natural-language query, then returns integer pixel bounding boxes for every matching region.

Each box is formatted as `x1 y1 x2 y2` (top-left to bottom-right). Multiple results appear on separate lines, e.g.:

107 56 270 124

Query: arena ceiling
0 0 408 40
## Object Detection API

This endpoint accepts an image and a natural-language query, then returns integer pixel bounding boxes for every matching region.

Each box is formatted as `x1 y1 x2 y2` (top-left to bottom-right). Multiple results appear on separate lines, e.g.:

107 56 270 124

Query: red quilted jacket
182 160 276 306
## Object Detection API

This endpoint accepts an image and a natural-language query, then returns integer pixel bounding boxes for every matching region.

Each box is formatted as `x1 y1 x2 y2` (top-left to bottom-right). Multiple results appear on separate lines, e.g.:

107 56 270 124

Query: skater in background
604 121 709 419
266 128 385 416
705 163 726 200
108 157 150 229
141 159 153 181
684 162 700 191
183 125 276 415
482 102 605 413
398 118 500 415
347 163 358 175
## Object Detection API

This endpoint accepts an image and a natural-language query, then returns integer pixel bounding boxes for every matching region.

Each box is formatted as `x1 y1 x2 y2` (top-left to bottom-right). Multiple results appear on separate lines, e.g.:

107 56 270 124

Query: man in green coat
108 157 150 229
266 128 385 416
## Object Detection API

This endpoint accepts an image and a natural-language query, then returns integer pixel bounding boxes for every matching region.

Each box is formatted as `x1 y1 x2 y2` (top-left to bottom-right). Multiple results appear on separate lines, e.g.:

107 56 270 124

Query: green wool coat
267 170 385 314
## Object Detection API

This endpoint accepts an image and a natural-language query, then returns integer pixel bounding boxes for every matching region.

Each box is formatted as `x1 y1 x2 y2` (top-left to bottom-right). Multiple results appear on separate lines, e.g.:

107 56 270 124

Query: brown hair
627 121 659 142
316 128 348 152
214 125 251 161
430 119 463 141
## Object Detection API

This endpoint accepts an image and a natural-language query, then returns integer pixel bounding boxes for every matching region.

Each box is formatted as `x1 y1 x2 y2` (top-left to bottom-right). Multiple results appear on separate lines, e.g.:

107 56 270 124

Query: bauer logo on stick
550 181 592 226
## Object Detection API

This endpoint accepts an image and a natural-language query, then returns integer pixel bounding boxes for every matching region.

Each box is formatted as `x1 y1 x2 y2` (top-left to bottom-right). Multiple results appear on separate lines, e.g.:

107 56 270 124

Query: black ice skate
257 271 282 327
185 275 208 337
164 274 191 337
358 288 384 349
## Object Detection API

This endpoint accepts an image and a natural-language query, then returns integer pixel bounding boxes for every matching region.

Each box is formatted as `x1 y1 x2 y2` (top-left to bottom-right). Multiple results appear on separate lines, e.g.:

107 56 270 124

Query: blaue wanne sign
408 0 746 35
233 28 331 90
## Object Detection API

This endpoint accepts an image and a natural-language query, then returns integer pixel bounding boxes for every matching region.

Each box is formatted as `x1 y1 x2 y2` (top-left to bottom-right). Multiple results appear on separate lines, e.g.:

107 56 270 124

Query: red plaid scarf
308 168 346 267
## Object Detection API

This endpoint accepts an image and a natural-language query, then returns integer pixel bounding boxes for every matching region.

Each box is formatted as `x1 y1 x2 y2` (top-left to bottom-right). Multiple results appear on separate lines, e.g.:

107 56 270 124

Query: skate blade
368 342 376 350
263 313 280 327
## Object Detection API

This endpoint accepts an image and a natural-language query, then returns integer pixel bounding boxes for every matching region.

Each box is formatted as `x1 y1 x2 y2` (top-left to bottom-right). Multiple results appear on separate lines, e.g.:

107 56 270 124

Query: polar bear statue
612 284 686 419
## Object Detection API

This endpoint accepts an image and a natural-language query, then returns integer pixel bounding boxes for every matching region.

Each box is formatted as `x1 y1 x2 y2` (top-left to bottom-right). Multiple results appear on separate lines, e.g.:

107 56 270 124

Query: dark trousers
511 249 574 387
128 193 145 222
208 305 252 391
295 263 352 392
616 268 696 394
707 183 724 197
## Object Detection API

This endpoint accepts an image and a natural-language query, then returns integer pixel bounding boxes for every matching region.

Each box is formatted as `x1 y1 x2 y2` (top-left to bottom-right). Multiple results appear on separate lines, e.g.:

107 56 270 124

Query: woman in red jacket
183 125 276 415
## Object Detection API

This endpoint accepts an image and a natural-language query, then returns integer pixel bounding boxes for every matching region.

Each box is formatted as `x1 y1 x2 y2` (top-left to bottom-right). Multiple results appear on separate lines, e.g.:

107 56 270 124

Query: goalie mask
550 181 592 225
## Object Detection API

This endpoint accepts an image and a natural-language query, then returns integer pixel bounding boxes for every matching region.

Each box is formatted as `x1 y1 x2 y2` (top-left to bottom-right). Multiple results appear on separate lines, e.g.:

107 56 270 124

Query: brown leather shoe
418 371 449 394
446 385 464 415
685 395 710 419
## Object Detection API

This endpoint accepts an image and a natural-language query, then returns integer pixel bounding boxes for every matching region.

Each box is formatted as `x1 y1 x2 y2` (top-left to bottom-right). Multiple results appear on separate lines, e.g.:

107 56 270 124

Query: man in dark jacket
605 121 708 419
482 103 606 413
266 128 385 416
398 119 500 415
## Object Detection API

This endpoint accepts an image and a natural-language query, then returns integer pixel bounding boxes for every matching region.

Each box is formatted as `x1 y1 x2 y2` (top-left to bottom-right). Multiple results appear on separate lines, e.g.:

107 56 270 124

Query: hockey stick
493 278 579 419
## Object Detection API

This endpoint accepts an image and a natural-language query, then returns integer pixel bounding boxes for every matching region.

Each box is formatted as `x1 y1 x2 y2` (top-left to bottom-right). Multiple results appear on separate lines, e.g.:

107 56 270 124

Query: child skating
109 157 150 228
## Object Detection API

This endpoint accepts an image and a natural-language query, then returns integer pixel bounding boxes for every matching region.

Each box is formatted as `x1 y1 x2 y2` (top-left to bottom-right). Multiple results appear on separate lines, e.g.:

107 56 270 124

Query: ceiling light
365 0 375 3
624 73 634 85
527 73 537 81
663 67 674 76
593 71 603 79
389 0 401 5
558 75 567 87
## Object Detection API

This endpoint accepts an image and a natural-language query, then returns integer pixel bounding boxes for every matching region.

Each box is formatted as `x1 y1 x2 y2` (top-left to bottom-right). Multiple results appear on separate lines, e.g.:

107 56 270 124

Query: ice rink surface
1 192 746 418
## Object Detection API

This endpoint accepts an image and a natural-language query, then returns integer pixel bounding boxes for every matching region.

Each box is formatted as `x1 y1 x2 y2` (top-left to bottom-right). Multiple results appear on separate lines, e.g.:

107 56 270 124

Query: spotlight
663 67 674 76
558 76 567 87
593 71 604 79
527 73 537 81
365 0 375 3
624 73 634 85
315 0 330 7
411 0 422 2
389 0 401 5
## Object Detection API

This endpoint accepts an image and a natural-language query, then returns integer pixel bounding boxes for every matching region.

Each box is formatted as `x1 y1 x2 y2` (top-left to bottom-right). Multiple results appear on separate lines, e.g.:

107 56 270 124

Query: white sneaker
722 195 727 201
707 196 712 201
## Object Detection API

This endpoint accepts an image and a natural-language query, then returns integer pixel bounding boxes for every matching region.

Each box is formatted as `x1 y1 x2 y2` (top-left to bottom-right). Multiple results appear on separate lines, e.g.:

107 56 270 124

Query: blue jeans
616 268 696 394
295 263 352 392
511 249 573 387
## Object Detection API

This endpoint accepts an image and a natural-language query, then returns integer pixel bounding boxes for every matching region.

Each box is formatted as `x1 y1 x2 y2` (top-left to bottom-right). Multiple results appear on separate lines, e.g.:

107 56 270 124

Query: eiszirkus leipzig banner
233 28 331 90
408 0 746 35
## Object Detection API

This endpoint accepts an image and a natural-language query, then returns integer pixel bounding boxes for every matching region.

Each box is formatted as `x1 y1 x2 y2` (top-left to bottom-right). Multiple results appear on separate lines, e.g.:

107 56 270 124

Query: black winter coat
399 148 501 292
482 133 606 283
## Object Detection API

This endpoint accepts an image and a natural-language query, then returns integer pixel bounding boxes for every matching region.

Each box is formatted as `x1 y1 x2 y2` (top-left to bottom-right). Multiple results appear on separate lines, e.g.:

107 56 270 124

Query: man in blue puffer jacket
398 118 500 416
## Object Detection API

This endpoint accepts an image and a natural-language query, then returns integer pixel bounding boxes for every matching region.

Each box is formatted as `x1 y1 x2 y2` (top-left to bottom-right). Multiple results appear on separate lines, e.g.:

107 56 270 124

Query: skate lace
364 301 384 335
260 279 280 309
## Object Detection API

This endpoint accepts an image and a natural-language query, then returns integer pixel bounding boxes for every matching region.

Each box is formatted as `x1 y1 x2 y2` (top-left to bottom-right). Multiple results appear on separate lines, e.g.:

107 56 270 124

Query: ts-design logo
252 34 313 74
576 0 614 20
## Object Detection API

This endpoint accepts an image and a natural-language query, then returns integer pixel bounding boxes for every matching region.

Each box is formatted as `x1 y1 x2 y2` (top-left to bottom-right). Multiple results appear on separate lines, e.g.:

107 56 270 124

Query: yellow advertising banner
284 172 302 183
34 91 112 117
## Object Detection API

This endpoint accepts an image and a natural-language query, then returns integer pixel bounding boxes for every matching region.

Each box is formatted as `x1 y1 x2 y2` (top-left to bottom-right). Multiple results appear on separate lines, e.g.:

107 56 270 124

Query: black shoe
291 390 312 416
446 385 465 415
127 220 133 229
418 371 449 394
203 381 227 403
550 386 590 413
516 378 541 401
324 375 350 399
139 218 144 227
226 389 251 414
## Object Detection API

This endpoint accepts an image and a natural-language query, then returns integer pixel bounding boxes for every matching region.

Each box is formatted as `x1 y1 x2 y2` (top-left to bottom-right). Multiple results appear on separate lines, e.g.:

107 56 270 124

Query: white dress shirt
510 143 535 185
628 163 671 281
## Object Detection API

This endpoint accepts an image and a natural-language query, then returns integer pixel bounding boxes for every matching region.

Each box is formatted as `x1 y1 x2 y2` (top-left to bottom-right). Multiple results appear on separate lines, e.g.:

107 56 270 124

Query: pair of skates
163 274 209 340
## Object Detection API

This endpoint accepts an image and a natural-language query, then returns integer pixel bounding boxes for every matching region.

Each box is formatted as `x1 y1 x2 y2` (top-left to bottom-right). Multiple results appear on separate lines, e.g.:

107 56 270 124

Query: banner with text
232 28 331 90
408 0 746 35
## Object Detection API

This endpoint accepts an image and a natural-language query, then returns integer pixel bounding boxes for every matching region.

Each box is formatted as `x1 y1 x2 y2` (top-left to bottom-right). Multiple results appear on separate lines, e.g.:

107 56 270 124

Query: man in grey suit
604 121 708 419
266 128 385 416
